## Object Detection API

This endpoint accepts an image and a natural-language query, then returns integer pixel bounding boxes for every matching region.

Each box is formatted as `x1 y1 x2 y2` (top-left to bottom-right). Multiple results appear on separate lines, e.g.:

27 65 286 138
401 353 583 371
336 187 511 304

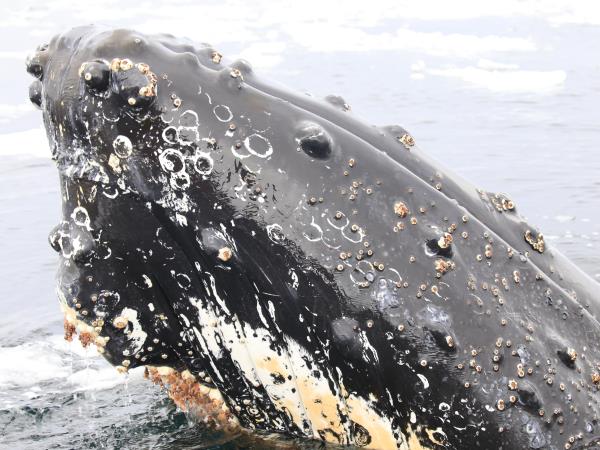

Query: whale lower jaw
60 301 239 432
60 302 435 449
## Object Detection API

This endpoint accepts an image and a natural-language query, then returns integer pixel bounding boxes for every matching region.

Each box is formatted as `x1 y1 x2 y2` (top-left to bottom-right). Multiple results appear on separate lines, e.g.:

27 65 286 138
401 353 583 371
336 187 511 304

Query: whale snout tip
26 43 50 109
25 43 48 79
25 27 160 115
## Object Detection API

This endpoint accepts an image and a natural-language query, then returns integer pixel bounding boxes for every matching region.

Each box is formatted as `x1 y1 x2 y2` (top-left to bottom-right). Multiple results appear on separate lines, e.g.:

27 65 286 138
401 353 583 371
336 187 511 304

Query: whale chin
27 25 600 450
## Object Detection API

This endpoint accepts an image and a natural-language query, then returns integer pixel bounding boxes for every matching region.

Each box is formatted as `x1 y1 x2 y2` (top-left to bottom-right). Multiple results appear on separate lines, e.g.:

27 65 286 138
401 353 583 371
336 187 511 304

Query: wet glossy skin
26 26 600 449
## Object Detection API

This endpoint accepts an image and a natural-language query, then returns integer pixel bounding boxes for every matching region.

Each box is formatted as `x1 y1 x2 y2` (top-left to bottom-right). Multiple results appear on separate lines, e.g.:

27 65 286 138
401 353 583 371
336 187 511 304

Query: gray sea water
1 1 599 448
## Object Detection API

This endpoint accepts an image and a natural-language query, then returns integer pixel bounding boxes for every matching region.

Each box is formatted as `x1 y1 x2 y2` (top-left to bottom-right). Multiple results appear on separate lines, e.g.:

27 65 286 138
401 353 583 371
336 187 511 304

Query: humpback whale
26 26 600 449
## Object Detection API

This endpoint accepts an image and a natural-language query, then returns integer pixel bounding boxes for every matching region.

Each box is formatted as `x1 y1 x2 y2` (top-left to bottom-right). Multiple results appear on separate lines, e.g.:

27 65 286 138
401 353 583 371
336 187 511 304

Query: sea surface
1 1 599 448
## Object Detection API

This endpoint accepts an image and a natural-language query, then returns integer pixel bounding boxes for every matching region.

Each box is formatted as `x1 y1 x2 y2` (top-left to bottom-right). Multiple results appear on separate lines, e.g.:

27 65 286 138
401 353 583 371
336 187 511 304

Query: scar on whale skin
27 26 600 450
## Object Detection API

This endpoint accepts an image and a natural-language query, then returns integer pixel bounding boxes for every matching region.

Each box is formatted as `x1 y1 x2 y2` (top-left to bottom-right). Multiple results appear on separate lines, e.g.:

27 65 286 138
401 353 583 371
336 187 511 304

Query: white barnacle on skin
113 316 128 329
398 133 415 149
229 68 243 79
71 206 91 229
437 232 453 249
217 247 232 262
112 135 133 158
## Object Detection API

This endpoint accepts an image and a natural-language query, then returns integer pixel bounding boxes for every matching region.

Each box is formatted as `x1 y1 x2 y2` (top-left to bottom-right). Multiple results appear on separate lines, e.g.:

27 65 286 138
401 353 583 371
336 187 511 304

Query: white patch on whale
118 307 147 355
417 373 430 389
205 273 231 316
186 283 402 446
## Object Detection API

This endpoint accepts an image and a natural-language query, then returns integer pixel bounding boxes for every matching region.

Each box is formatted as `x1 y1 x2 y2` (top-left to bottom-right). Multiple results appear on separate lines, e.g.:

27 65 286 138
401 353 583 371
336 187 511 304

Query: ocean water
1 1 600 448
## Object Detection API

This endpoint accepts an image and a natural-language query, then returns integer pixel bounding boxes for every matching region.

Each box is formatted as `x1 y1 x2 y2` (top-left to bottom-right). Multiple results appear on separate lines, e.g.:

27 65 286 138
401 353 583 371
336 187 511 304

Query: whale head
27 25 600 450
